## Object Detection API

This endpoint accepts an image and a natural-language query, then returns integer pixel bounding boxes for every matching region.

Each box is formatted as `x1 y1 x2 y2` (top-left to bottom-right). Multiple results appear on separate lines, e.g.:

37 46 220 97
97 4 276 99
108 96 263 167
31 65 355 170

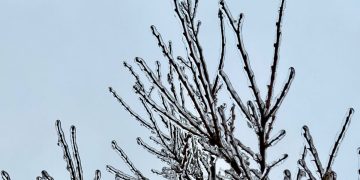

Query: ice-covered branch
220 0 265 116
110 140 148 180
283 169 291 180
94 170 101 180
265 0 286 110
325 108 354 173
56 120 77 180
36 171 54 180
70 126 83 180
212 10 226 96
1 171 10 180
302 125 324 177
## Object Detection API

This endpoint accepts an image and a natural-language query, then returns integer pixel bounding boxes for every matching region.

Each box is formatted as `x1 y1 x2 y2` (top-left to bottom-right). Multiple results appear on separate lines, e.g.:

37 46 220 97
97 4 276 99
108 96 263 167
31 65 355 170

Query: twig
111 140 148 179
1 171 10 180
55 120 77 180
70 126 83 180
325 108 354 173
265 0 286 111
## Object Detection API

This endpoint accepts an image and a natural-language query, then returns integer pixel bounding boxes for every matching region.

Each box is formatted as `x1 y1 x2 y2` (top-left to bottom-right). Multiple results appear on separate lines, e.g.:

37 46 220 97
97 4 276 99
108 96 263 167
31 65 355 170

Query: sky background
0 0 360 179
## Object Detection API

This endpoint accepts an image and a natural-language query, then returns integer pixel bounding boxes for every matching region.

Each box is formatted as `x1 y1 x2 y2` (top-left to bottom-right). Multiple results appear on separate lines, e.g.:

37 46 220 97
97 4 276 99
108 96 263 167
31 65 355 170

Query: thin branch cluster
1 120 101 180
0 0 358 179
107 0 356 179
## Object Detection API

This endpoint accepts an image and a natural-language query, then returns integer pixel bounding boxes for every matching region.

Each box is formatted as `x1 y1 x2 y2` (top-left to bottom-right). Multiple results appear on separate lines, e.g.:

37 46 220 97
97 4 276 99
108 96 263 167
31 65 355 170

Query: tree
108 0 356 179
0 0 357 179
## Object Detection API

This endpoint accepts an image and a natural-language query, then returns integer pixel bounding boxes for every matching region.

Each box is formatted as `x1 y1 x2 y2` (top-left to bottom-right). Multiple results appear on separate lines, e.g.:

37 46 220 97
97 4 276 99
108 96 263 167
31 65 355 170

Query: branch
37 170 54 180
212 10 226 96
261 154 288 179
266 67 295 119
325 108 354 173
70 126 83 180
220 0 265 116
94 170 101 180
298 159 316 180
265 0 286 110
283 169 291 180
219 70 251 120
55 120 77 180
1 171 10 180
108 87 153 130
106 165 137 180
302 126 324 177
111 140 148 179
149 26 214 136
296 146 307 180
267 129 286 147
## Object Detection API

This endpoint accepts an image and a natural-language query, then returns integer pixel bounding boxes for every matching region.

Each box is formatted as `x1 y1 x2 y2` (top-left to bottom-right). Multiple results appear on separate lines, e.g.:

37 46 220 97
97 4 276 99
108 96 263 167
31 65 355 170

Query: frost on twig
1 171 10 180
36 170 54 180
109 0 295 179
56 120 101 180
298 108 354 180
108 0 359 179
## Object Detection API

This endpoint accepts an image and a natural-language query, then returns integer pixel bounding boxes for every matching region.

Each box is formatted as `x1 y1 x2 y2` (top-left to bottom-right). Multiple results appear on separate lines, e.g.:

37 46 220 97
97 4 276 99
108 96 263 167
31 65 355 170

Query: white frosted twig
298 159 316 180
135 56 208 135
37 170 54 180
106 165 137 180
70 126 83 180
109 87 153 130
111 140 148 179
220 0 265 116
150 25 215 137
283 169 291 180
302 125 324 177
94 170 101 180
219 70 251 121
262 154 288 178
267 129 286 147
55 120 77 180
212 9 226 96
1 171 10 180
266 67 295 118
296 146 307 180
265 0 286 110
325 108 354 173
136 85 203 136
136 137 171 164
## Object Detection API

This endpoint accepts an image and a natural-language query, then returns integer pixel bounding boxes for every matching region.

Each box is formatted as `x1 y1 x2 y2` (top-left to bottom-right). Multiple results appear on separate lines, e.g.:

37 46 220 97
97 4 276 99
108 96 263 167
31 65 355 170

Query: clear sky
0 0 359 179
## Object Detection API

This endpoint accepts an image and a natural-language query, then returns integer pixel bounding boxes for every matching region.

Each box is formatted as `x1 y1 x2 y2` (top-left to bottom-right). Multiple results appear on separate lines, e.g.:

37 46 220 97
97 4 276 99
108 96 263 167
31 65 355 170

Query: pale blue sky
0 0 359 179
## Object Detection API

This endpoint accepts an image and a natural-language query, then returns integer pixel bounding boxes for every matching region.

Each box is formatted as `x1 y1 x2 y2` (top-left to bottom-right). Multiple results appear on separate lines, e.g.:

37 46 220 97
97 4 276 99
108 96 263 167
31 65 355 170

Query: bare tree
108 0 357 179
0 0 357 179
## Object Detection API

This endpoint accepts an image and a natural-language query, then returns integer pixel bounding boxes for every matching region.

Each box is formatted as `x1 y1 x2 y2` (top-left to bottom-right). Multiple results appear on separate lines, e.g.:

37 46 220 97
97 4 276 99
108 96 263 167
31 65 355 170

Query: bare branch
296 146 307 180
302 125 324 177
267 67 295 119
70 126 83 180
283 169 291 180
219 70 251 120
55 120 77 180
94 170 101 180
1 171 10 180
111 140 148 179
106 165 137 180
325 108 354 173
267 129 286 147
298 159 316 180
262 154 288 178
265 0 286 110
212 10 226 96
220 0 265 115
109 87 153 130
